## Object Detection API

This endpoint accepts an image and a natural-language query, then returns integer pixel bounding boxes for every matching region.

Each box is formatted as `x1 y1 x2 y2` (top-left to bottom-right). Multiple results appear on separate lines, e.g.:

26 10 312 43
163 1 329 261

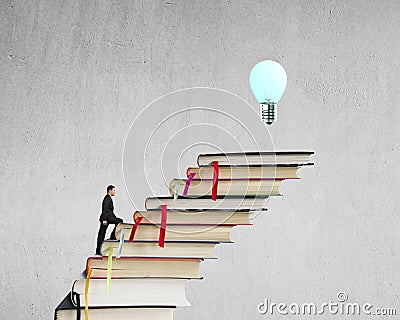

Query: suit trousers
96 217 123 255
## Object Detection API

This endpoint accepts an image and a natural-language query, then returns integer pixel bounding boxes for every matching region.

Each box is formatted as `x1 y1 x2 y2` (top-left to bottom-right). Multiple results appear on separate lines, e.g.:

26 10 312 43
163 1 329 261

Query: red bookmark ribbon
159 205 167 247
128 212 143 242
212 161 219 201
183 173 196 196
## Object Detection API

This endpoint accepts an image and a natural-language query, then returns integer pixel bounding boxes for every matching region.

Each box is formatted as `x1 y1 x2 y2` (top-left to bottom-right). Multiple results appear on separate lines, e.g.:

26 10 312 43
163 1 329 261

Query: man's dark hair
107 185 115 193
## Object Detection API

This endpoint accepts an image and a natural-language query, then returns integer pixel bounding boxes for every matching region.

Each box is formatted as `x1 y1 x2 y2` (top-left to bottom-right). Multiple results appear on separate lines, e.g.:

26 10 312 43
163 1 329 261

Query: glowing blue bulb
249 60 287 104
249 60 287 125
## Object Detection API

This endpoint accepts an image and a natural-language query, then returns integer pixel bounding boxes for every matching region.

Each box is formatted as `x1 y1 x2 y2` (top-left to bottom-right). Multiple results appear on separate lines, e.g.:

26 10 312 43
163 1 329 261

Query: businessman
95 185 123 255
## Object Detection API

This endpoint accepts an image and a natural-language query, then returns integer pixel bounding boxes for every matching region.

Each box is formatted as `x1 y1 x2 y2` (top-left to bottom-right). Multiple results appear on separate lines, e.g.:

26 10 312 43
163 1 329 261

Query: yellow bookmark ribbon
107 247 113 294
116 228 125 258
85 267 92 320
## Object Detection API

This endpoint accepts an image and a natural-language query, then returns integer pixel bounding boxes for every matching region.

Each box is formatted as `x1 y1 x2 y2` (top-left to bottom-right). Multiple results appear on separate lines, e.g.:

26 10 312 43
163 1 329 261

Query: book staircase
54 151 314 320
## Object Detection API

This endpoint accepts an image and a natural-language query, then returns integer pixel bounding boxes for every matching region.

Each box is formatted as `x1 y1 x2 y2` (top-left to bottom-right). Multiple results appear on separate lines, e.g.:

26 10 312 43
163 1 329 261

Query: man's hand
102 220 108 225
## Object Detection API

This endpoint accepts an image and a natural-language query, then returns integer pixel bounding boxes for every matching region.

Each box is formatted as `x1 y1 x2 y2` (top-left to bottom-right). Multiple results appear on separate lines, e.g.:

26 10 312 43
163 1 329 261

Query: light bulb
249 60 287 125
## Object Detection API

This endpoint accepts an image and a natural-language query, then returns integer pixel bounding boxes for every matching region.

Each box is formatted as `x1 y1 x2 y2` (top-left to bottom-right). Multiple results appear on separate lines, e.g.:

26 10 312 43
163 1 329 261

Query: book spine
75 292 81 320
186 166 190 178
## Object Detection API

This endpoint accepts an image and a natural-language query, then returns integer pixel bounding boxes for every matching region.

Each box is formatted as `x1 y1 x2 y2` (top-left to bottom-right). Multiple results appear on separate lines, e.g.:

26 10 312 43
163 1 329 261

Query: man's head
107 185 116 196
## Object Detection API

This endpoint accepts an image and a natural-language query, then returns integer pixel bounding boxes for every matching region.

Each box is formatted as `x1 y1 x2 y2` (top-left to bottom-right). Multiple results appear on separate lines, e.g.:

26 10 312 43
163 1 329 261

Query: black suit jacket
99 194 117 221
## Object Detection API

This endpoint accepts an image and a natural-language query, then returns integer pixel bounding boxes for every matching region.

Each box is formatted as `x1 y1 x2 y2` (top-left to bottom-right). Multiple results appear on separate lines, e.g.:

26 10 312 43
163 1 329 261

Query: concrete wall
1 0 399 319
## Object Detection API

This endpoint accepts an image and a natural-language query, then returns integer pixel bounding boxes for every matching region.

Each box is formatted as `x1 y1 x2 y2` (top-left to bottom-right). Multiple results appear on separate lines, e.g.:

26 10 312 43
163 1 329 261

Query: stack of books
54 151 313 320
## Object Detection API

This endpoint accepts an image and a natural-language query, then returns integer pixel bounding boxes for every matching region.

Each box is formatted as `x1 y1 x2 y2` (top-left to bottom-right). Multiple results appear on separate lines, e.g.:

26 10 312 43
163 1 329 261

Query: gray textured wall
1 0 400 319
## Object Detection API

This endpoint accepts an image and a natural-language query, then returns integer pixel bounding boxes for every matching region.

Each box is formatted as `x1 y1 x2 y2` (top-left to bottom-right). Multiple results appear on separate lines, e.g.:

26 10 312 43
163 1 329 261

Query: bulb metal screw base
260 103 276 125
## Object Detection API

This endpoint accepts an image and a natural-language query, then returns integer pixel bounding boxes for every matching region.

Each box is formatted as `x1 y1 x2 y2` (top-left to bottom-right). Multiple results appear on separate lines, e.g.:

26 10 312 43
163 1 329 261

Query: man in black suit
95 185 123 255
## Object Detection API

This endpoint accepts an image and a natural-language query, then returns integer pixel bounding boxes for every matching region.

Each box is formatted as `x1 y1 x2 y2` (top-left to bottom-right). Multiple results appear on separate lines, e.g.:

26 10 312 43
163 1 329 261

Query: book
54 293 175 320
114 223 239 242
54 149 314 320
100 240 220 258
186 165 300 179
132 210 251 225
169 178 281 197
86 256 203 279
197 151 314 166
71 278 191 307
145 196 270 211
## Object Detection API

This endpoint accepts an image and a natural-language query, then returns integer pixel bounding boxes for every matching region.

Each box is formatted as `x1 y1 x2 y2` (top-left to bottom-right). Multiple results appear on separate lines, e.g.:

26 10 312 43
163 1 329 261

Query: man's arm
102 196 114 219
